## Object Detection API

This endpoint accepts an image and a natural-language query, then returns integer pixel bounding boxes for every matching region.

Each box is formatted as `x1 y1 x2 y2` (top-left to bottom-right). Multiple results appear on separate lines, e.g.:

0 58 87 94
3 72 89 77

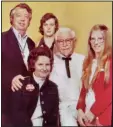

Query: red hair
39 13 59 35
82 24 112 89
28 46 53 73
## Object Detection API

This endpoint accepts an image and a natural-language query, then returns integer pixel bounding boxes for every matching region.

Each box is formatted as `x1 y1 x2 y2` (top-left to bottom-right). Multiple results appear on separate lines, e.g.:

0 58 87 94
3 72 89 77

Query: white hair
55 27 76 40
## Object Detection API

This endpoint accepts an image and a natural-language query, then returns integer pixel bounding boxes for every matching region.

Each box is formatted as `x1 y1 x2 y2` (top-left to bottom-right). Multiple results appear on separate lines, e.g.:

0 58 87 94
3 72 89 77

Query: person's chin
95 49 101 53
46 33 54 37
40 74 48 79
63 51 71 57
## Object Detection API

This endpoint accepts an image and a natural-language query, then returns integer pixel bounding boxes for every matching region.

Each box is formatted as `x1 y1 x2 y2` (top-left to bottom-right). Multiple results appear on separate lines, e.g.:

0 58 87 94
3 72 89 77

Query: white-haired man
49 27 85 126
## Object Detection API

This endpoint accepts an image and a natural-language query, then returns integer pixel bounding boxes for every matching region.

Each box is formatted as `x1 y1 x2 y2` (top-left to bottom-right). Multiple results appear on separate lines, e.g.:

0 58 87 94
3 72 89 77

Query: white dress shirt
31 73 45 126
49 52 85 126
12 27 29 68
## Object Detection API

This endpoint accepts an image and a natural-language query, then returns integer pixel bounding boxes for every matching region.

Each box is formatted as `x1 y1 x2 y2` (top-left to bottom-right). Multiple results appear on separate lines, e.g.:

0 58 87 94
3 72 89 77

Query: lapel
40 78 49 91
38 37 45 47
27 37 33 51
90 63 104 88
39 37 55 51
50 39 55 51
90 67 99 87
7 28 31 67
8 28 22 57
30 76 40 90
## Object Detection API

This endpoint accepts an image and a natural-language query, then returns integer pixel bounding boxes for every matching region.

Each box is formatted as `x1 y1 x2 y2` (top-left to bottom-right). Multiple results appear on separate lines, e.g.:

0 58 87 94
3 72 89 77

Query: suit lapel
27 37 34 51
7 28 28 69
8 28 23 58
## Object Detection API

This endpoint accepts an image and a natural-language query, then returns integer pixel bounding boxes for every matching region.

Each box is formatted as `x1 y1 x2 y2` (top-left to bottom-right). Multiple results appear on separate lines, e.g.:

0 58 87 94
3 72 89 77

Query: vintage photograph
1 1 112 126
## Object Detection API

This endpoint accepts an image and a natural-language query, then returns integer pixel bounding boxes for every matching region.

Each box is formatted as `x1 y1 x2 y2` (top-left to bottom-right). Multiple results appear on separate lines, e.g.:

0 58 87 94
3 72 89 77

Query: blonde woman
77 24 112 126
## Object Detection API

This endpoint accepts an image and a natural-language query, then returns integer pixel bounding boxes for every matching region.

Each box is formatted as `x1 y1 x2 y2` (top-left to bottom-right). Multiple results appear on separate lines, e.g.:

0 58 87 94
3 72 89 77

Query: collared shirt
12 27 29 68
31 73 45 126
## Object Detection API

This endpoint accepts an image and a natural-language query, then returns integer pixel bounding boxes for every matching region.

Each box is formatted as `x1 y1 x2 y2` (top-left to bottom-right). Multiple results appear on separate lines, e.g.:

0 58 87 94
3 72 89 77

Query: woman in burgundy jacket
76 24 112 126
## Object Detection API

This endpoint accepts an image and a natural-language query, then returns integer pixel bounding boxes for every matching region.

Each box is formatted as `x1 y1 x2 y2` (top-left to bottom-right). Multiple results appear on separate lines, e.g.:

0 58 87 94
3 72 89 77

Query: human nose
94 39 99 44
47 25 51 29
43 65 47 70
20 16 25 21
62 40 67 47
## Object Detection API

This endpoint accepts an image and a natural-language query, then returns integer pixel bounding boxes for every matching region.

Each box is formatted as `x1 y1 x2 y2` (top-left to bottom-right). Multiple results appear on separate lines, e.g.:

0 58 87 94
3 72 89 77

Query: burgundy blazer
1 28 35 126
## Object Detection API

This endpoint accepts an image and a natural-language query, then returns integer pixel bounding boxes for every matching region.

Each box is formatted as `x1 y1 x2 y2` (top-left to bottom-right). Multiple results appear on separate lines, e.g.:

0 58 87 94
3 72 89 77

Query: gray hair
10 3 32 25
55 27 76 40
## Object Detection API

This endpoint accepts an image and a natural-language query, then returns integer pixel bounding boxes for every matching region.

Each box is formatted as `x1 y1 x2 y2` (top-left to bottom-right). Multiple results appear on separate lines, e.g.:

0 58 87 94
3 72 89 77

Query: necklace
18 42 27 58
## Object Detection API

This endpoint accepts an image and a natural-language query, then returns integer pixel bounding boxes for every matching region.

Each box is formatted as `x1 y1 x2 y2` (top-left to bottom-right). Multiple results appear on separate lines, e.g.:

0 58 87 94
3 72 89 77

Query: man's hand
11 75 24 92
77 109 88 126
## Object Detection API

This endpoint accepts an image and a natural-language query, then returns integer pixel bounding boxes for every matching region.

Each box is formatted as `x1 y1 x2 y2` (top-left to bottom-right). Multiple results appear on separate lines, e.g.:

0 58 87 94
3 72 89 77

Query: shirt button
40 92 43 95
43 111 46 114
41 101 44 104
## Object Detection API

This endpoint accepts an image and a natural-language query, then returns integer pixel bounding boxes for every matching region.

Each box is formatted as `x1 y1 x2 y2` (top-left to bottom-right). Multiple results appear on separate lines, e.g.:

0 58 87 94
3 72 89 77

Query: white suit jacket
50 53 85 109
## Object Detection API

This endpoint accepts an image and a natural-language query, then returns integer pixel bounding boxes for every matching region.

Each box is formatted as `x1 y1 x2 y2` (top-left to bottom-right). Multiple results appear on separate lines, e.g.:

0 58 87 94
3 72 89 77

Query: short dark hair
10 3 32 25
39 13 59 35
28 46 53 72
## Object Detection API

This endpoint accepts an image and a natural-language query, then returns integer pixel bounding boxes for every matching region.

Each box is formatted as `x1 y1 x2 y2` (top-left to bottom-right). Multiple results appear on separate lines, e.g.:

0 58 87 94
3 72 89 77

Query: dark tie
62 57 72 78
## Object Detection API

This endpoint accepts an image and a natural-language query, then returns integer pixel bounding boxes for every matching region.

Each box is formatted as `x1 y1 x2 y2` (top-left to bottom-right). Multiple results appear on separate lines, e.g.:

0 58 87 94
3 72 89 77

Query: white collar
33 73 45 89
12 27 28 41
55 52 72 59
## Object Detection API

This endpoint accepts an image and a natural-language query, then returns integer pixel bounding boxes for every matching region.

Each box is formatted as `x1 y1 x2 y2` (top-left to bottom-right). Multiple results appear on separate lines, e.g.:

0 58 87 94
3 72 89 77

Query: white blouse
85 59 97 113
31 73 45 126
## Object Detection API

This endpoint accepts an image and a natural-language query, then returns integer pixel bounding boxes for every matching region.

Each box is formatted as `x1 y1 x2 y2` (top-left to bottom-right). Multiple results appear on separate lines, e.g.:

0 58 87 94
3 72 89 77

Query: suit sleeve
76 83 87 112
91 59 112 116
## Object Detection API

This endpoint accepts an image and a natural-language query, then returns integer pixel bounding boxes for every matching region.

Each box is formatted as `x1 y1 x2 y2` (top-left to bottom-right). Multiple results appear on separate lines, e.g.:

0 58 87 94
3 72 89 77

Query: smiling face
43 18 56 37
56 31 75 57
34 56 51 79
90 30 105 57
11 7 31 33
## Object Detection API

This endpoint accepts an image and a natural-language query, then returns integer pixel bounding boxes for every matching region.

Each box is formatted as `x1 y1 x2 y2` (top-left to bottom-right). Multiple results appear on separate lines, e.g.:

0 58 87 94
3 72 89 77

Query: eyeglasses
90 37 104 43
56 38 74 44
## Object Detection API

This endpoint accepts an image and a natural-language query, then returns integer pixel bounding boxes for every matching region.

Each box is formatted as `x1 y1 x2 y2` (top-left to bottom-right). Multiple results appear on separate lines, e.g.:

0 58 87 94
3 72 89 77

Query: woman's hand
77 109 88 126
85 111 95 123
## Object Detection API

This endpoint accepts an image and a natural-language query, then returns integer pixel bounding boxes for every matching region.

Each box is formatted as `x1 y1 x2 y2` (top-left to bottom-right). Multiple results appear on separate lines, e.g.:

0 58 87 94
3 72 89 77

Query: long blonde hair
82 24 112 89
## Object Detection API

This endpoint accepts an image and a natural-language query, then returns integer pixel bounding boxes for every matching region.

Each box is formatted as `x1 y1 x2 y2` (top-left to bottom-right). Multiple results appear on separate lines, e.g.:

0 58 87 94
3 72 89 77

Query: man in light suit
49 27 85 126
2 3 35 126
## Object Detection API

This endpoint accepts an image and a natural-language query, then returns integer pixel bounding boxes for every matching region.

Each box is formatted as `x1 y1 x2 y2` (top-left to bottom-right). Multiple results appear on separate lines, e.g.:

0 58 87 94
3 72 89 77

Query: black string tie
62 57 72 78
